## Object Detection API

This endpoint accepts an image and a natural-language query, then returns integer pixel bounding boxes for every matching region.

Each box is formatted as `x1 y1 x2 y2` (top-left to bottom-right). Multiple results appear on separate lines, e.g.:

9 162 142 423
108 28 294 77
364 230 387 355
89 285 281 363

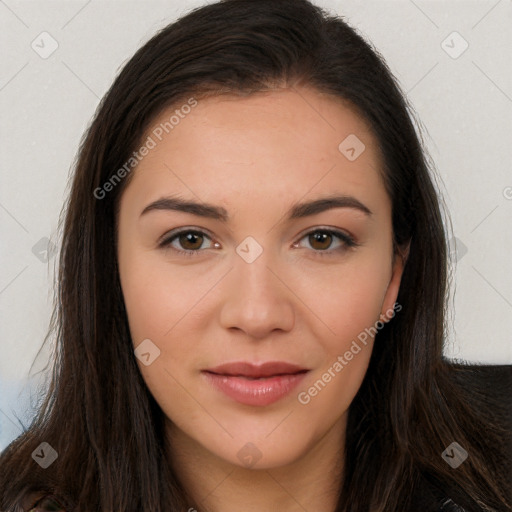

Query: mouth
201 361 310 406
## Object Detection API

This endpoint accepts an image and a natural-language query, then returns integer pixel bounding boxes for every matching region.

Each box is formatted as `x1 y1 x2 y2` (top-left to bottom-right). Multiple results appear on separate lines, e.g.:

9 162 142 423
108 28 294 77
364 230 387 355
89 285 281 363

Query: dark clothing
409 363 512 512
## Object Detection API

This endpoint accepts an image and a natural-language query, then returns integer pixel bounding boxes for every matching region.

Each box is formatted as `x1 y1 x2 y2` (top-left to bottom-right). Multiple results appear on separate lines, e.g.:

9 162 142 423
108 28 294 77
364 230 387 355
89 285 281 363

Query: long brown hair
1 0 510 510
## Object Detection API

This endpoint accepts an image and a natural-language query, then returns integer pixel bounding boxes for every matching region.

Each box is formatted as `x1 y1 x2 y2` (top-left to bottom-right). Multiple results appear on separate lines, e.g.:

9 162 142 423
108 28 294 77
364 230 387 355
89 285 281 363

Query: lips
201 361 310 406
204 361 309 378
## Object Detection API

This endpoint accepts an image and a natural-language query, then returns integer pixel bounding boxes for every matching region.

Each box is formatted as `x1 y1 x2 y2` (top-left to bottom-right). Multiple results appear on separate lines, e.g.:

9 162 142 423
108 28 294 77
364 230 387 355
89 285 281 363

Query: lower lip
202 371 309 406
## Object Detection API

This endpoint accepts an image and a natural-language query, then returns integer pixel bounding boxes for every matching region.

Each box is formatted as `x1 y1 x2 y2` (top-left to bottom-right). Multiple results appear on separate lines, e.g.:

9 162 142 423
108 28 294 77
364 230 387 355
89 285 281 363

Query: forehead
121 87 388 217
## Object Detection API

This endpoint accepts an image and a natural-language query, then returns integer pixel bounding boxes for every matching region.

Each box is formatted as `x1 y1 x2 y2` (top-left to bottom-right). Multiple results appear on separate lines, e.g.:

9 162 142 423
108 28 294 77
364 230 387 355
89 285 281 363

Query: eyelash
158 227 359 258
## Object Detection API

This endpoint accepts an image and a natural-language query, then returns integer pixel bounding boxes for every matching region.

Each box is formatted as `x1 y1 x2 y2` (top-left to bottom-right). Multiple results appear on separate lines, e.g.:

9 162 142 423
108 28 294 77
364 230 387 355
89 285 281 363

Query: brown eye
308 231 333 251
178 231 205 250
293 228 358 256
159 228 216 256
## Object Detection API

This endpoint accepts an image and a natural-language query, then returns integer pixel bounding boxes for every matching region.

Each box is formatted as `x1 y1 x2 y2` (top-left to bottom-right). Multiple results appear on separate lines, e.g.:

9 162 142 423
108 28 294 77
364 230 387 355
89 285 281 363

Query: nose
219 247 295 339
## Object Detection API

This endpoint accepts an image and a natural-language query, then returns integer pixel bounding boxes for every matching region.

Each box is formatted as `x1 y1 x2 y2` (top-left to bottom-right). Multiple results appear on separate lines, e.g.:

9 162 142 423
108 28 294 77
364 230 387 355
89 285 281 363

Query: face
117 87 405 470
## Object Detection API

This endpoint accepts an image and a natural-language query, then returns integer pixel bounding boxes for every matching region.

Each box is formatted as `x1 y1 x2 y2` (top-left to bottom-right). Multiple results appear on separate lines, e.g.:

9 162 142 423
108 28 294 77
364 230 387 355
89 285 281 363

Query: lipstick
202 361 309 406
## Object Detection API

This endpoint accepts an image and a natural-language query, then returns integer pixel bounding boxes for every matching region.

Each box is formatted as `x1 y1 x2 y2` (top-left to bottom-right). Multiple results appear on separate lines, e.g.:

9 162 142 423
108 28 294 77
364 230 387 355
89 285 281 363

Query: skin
117 86 407 512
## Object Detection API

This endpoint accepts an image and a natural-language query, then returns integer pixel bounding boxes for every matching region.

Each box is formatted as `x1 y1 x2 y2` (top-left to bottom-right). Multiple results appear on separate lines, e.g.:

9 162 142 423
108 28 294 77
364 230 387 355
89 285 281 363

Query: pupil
181 232 202 250
311 232 331 250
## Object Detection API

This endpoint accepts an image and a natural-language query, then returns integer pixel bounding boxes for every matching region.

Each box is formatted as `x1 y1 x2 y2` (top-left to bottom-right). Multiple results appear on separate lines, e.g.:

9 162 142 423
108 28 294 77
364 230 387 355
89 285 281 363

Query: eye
292 228 358 256
158 228 217 256
158 227 358 258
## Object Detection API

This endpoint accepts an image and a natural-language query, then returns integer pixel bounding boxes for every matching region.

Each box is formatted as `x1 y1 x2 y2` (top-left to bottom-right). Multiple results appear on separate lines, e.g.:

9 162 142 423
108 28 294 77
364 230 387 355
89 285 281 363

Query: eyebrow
139 194 373 221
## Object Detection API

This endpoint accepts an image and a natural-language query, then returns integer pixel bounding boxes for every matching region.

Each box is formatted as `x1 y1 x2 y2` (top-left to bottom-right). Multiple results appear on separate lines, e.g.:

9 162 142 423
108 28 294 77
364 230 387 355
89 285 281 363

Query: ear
380 241 410 322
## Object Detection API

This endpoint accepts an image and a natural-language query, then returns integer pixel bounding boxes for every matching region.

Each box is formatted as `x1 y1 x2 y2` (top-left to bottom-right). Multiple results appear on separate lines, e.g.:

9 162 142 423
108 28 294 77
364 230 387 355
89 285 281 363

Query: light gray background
1 0 511 451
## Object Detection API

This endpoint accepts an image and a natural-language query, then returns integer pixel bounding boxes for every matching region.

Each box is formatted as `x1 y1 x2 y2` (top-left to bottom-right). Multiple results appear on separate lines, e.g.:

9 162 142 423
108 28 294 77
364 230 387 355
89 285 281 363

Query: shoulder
417 361 512 511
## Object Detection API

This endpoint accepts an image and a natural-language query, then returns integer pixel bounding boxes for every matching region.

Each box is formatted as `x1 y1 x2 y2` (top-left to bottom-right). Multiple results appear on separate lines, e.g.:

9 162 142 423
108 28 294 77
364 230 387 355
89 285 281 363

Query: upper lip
203 361 309 378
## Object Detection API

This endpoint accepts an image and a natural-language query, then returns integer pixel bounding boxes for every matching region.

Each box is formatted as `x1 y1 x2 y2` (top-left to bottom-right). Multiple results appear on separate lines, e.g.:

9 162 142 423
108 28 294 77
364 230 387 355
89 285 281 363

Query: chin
206 431 316 470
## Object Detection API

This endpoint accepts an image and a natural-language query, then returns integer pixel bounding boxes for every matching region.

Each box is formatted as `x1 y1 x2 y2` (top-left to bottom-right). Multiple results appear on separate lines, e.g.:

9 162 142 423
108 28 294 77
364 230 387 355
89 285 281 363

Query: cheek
118 251 225 410
294 252 392 350
290 270 390 435
119 251 212 343
290 254 391 405
119 259 205 422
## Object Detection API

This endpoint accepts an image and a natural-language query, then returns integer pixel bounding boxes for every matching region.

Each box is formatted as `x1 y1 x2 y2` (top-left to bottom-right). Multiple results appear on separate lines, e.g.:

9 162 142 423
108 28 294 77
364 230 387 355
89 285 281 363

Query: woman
1 0 510 511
